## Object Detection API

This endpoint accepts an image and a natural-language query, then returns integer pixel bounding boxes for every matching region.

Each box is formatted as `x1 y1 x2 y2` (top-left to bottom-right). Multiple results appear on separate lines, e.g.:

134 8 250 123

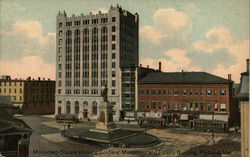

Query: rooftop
139 72 233 84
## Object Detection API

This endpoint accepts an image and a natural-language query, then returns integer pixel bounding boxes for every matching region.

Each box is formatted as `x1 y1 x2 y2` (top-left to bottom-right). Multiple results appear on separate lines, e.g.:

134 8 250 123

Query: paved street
17 115 104 157
17 115 241 157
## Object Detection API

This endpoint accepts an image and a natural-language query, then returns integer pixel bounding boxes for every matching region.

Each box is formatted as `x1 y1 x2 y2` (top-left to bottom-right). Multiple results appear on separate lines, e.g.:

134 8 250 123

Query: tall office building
55 5 139 121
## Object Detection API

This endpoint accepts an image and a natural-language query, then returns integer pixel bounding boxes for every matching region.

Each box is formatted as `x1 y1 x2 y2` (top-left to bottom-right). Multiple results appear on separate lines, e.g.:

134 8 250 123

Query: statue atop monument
101 85 108 102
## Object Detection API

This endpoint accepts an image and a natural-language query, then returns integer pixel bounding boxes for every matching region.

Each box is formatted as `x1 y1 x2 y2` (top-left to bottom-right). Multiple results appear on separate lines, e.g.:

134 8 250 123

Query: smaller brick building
137 71 233 124
0 76 55 115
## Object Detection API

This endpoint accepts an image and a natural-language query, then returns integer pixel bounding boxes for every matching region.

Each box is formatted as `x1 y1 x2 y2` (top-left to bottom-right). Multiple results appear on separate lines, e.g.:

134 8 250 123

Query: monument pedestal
90 101 121 134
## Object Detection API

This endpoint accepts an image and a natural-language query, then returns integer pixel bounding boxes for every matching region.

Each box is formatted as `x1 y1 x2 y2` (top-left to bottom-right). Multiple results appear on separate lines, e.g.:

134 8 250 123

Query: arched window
83 101 88 108
66 101 71 114
75 101 79 114
92 101 97 115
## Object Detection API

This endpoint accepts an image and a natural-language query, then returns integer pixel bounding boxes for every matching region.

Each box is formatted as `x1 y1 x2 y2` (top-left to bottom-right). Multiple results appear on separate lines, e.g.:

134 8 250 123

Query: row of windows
58 89 116 95
59 17 115 28
0 82 52 87
60 26 116 37
139 102 227 112
0 88 22 94
140 88 227 96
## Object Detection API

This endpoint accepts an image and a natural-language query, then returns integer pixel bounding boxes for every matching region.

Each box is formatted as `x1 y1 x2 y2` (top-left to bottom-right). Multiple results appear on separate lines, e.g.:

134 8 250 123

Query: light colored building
0 76 55 115
237 59 249 157
55 5 139 121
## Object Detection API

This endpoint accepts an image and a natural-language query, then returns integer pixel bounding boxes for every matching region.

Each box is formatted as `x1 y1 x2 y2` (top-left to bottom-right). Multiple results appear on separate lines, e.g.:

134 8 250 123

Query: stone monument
90 85 117 133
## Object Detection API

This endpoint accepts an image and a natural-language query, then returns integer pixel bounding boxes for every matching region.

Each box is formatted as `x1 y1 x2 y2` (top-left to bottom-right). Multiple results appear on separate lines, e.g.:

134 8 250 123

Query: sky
0 0 249 82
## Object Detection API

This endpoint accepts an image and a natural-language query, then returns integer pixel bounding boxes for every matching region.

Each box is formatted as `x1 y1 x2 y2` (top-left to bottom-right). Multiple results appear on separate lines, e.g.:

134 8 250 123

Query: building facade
137 72 233 124
55 5 139 121
0 96 32 157
0 76 55 115
237 59 249 157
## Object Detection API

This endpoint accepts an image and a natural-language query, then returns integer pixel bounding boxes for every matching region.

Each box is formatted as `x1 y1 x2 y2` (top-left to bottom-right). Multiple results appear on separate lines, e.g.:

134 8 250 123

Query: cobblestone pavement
17 115 241 157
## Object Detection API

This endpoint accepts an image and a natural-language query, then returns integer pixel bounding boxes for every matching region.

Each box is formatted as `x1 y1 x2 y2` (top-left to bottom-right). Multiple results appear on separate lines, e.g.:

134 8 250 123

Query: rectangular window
14 89 16 93
146 102 149 110
158 89 161 95
200 89 204 95
58 89 61 94
59 81 62 86
146 89 150 95
112 80 116 87
200 103 204 111
168 103 172 110
152 102 156 109
9 89 11 93
112 35 116 41
195 103 198 111
168 89 171 95
163 89 166 95
173 89 179 96
112 44 116 50
20 88 22 93
220 104 226 112
214 89 218 96
59 64 62 70
195 90 198 95
140 102 144 110
174 103 178 110
151 89 156 95
206 89 212 96
220 89 226 96
112 26 116 32
214 103 218 111
112 53 116 59
190 89 193 95
182 89 187 95
140 89 144 95
58 72 62 78
112 62 116 68
182 103 187 111
190 103 194 111
163 102 167 110
158 102 162 110
0 88 1 93
112 71 116 77
207 103 211 112
112 17 116 22
112 89 115 95
59 22 62 27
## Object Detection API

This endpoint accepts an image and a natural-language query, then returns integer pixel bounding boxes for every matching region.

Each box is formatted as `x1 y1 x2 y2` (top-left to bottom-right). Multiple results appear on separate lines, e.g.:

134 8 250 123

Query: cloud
92 8 108 14
140 49 201 72
140 8 192 45
211 40 249 82
191 28 249 82
1 56 55 80
192 28 234 53
0 21 55 61
0 21 56 79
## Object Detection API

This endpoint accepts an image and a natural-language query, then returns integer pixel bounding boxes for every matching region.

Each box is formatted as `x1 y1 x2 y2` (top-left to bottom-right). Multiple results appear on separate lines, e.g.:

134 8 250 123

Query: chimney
247 59 249 73
38 77 41 81
140 64 142 67
147 65 149 68
228 74 231 81
159 61 161 71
